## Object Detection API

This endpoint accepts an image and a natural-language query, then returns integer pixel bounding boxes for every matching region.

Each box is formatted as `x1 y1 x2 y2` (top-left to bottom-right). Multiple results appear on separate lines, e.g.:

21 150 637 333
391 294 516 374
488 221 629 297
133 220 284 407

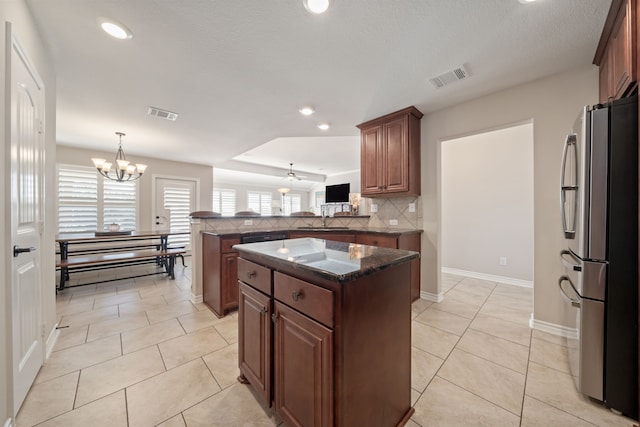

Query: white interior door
154 177 197 248
9 33 45 413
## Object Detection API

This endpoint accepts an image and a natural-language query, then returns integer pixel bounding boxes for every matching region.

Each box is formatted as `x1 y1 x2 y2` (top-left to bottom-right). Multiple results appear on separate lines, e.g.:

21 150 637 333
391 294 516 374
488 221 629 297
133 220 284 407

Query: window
282 193 302 215
247 191 272 215
213 188 236 216
57 164 138 233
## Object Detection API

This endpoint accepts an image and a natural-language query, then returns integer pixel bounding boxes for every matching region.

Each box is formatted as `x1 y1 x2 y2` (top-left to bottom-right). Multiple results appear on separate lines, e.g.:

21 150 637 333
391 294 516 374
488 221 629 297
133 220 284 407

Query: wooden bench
56 247 186 290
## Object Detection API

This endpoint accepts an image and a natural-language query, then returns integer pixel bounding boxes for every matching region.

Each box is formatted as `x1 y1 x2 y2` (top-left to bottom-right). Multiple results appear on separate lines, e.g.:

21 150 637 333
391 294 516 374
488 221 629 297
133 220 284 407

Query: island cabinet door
221 253 239 311
273 301 333 427
238 281 272 406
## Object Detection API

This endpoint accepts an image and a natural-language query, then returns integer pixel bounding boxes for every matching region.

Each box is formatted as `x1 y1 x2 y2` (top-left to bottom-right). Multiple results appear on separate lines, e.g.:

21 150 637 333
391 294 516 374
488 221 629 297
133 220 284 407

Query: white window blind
103 179 137 231
57 164 139 233
283 194 302 216
57 165 98 233
247 191 272 216
213 188 236 216
164 184 192 247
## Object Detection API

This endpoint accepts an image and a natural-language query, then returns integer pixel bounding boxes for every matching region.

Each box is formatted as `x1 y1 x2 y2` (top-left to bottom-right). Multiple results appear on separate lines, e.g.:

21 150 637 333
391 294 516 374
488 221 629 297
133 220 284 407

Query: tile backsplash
362 196 422 229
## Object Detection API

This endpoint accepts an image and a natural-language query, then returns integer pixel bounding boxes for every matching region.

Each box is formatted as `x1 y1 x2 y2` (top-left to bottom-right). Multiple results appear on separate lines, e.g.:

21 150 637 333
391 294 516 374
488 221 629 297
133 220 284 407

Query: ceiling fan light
303 0 331 14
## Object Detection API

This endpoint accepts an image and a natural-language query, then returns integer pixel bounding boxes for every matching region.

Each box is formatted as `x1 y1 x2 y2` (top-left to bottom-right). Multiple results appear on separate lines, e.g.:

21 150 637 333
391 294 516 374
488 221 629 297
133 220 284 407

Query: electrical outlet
408 203 416 213
389 219 398 226
499 256 507 266
244 219 253 226
370 204 378 213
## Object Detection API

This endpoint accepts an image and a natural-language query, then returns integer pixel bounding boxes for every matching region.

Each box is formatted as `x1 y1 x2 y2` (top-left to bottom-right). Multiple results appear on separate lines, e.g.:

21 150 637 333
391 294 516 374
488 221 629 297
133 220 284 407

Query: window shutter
57 165 98 233
247 191 272 216
213 188 236 216
164 184 192 247
103 179 137 231
283 194 302 215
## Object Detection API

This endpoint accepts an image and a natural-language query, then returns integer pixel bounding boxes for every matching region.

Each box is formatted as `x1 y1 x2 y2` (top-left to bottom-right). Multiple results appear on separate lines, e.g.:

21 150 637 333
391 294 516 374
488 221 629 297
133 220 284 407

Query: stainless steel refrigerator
559 95 638 419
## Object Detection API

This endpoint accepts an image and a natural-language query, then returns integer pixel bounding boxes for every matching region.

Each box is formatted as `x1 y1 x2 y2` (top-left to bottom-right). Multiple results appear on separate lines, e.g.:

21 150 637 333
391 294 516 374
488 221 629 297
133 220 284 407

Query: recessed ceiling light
299 107 315 116
518 0 537 3
317 123 330 130
97 17 133 40
303 0 331 14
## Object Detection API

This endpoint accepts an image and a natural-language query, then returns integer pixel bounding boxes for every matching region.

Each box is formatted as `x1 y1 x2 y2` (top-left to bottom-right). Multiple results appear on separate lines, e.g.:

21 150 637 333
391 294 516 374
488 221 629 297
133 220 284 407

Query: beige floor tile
469 313 532 347
146 300 198 324
193 301 213 311
412 376 520 427
443 288 488 307
213 316 239 344
163 288 193 304
182 383 278 427
93 291 141 309
486 292 532 312
410 389 421 407
438 348 525 415
453 277 496 297
159 327 229 370
529 337 571 374
411 298 433 318
521 396 597 427
456 329 529 374
478 299 531 326
36 390 128 427
126 358 221 427
53 325 88 351
121 318 185 354
156 414 187 427
493 283 533 302
431 297 481 319
405 420 421 427
86 311 149 342
412 321 459 359
118 294 168 315
203 343 240 390
75 346 166 407
178 308 220 333
16 372 79 427
55 299 95 317
525 362 634 427
59 305 119 328
35 335 122 384
411 347 444 392
414 307 471 336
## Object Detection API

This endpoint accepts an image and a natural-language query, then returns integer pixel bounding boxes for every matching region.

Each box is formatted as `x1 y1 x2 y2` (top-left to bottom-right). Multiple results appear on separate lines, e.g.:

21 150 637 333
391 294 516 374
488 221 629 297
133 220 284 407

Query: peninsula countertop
202 227 422 239
232 237 419 283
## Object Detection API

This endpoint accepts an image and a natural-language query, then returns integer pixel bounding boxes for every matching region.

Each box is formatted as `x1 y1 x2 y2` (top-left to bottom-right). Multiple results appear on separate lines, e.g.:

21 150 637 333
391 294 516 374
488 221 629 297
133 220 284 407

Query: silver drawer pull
292 291 302 301
247 271 257 279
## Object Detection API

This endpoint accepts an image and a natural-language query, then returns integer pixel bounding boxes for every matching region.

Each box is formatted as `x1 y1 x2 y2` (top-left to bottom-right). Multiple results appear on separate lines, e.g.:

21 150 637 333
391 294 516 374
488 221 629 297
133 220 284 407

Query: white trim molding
442 267 533 288
420 290 444 303
4 418 14 427
529 314 578 339
45 323 60 360
190 293 203 305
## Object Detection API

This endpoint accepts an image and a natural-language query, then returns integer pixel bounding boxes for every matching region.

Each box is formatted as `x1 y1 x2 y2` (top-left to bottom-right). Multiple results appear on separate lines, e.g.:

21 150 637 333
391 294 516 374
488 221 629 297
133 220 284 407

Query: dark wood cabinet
356 232 421 301
595 0 637 102
202 233 240 317
357 106 423 197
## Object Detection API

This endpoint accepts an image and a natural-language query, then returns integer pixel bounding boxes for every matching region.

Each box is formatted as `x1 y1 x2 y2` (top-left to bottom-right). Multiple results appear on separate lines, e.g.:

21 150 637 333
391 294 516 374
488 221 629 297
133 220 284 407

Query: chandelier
91 132 147 182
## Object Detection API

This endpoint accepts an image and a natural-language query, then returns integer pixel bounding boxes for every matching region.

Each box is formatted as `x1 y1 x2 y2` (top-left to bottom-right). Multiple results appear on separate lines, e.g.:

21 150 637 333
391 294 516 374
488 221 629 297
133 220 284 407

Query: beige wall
57 145 213 230
421 64 599 326
441 123 534 283
1 0 57 421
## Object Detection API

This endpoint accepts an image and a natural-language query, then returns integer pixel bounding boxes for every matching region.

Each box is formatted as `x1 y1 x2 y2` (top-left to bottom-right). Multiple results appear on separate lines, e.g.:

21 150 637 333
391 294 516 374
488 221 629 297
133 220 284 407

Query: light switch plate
389 219 398 226
408 203 416 213
244 219 253 226
370 204 378 213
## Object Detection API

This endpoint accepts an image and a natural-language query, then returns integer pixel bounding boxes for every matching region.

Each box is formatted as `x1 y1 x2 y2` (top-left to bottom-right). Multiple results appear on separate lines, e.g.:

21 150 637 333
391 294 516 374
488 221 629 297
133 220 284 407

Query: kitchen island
234 238 418 427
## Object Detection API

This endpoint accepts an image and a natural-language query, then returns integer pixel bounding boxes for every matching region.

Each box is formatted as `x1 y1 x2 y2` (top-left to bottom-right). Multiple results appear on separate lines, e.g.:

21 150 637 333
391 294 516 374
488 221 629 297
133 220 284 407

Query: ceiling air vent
147 106 178 121
428 65 470 89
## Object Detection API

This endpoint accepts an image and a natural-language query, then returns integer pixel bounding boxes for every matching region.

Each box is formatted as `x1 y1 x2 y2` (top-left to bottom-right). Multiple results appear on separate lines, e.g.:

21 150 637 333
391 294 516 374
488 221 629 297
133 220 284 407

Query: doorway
441 122 534 287
153 176 198 249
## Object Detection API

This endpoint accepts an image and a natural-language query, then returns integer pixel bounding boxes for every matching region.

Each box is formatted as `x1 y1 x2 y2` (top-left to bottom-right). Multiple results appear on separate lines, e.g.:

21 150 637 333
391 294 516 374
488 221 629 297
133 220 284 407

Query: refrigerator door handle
560 133 578 239
560 249 582 271
559 275 581 308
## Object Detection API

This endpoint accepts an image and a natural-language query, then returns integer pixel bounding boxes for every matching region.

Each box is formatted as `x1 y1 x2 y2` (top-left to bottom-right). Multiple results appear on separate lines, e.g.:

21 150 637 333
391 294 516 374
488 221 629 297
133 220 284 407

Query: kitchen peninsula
234 237 418 426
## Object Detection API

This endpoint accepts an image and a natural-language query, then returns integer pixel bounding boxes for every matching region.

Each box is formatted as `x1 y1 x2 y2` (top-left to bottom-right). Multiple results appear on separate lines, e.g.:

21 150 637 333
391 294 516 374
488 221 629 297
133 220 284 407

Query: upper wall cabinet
594 0 637 103
357 106 423 198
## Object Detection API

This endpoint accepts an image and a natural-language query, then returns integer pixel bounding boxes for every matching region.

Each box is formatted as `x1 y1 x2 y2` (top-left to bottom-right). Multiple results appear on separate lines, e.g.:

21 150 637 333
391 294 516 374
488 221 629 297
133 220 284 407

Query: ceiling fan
285 163 306 181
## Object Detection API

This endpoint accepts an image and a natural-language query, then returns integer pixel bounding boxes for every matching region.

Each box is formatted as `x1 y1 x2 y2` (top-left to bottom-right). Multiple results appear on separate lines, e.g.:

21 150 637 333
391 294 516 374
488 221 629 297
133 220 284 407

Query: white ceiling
26 0 611 185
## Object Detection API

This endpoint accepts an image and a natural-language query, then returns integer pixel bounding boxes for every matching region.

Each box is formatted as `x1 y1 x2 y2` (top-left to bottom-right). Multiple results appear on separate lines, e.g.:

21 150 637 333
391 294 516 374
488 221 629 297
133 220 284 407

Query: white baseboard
45 323 60 360
4 418 14 427
529 314 578 339
190 294 203 304
442 267 533 288
420 290 444 303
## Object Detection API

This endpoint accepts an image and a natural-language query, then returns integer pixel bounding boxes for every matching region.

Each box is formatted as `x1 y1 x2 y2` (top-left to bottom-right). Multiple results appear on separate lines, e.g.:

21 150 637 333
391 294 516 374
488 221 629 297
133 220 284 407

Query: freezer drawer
560 250 606 301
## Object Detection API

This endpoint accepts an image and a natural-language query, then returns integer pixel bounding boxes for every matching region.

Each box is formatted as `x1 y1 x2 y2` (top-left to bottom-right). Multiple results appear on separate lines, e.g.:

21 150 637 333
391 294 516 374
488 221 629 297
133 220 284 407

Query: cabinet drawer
221 238 240 253
238 258 272 295
356 234 398 249
274 272 333 328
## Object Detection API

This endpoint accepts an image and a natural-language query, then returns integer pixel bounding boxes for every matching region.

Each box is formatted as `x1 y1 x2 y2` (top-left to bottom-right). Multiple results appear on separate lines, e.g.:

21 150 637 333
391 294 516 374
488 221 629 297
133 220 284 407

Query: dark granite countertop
202 227 422 239
233 238 419 283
